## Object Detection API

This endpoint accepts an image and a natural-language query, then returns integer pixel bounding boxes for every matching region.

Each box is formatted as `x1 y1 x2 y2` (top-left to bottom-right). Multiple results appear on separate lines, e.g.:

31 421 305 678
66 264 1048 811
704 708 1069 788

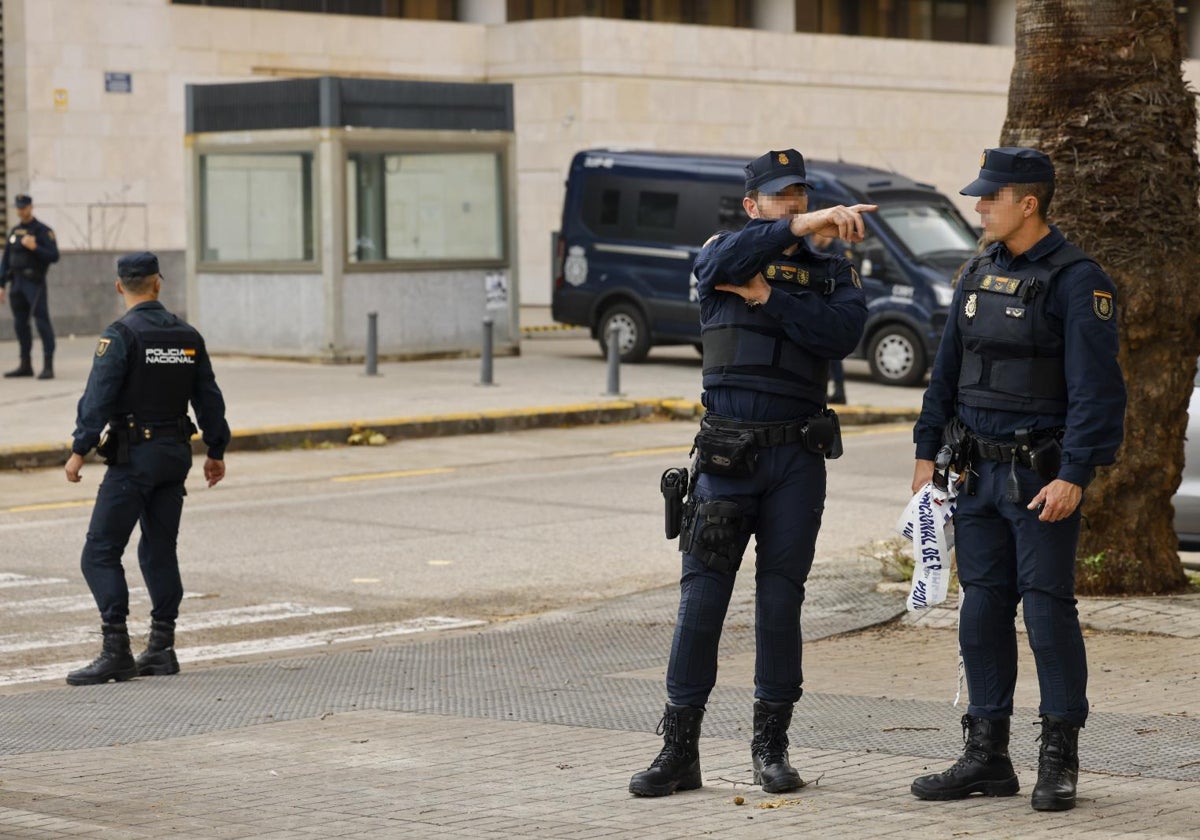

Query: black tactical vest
6 227 36 276
956 241 1093 415
111 309 201 423
701 249 839 404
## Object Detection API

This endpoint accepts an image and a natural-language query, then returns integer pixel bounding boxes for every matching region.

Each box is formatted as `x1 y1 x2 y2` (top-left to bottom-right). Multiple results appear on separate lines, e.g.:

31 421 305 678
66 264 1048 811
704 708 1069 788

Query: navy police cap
960 147 1055 196
117 251 160 279
745 149 813 194
13 194 31 208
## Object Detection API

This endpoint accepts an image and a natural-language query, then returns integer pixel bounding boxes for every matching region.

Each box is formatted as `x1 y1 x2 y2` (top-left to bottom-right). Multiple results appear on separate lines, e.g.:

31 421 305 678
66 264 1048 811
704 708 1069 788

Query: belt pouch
694 427 758 478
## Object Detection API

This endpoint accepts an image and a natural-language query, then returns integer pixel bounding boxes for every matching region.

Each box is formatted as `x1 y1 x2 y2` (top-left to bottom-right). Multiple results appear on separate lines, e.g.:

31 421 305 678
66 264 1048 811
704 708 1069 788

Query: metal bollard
365 312 379 376
605 322 621 396
480 316 495 386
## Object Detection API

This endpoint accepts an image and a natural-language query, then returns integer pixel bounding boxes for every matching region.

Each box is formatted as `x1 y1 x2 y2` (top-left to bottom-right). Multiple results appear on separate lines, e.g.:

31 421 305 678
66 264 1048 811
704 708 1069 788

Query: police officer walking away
0 194 60 379
909 148 1125 811
64 252 230 685
629 150 873 797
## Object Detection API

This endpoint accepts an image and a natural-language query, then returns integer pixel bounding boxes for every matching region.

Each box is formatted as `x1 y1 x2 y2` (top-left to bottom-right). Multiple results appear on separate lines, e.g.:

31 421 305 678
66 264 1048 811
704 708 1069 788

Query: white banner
895 481 957 611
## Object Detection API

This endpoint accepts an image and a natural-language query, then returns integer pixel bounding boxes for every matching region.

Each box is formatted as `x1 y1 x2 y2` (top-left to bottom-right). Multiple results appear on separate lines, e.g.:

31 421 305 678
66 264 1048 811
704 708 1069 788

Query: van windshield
877 203 976 258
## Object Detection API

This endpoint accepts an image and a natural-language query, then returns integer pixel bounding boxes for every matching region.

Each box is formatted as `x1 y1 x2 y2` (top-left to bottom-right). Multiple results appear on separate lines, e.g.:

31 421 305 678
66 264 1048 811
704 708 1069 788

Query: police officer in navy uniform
909 148 1125 811
64 252 230 686
0 194 60 379
629 150 873 797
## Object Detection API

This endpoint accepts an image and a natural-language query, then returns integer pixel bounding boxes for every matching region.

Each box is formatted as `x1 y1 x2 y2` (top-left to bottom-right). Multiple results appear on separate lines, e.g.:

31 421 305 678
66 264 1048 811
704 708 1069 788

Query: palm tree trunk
1002 0 1197 593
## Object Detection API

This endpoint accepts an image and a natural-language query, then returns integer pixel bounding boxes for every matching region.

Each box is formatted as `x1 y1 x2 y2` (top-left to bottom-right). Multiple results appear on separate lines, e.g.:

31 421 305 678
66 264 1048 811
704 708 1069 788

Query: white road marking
0 572 69 588
0 603 352 654
0 616 485 686
1 588 205 616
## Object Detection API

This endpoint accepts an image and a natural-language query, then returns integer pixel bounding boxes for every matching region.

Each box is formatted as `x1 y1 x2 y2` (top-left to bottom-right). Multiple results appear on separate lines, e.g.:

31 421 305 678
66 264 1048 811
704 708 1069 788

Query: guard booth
184 76 517 361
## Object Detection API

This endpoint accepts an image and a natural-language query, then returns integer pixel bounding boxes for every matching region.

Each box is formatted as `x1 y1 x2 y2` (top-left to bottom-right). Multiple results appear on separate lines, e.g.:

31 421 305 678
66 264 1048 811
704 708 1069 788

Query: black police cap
960 147 1055 196
117 252 161 279
13 194 31 208
744 149 813 194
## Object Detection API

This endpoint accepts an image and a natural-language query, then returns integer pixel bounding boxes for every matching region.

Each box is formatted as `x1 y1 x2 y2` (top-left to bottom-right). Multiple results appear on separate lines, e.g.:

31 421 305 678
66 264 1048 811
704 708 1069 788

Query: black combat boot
911 714 1020 800
135 619 180 676
1031 715 1080 812
829 384 847 405
66 623 138 685
4 357 33 378
628 703 704 797
751 700 803 793
37 355 53 380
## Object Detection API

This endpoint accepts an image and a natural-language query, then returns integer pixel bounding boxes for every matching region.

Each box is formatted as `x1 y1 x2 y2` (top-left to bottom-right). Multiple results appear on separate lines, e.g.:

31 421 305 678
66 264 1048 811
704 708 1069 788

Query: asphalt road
0 421 916 690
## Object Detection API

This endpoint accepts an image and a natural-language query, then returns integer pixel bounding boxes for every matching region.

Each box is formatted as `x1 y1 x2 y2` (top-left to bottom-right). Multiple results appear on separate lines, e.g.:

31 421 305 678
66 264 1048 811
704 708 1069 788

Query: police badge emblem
95 338 111 357
777 152 789 165
1093 290 1114 320
965 292 978 321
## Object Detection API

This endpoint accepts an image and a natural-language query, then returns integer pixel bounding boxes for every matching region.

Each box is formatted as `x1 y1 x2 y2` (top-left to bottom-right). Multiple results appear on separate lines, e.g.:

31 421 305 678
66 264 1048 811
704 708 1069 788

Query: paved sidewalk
1 309 1197 838
1 555 1197 839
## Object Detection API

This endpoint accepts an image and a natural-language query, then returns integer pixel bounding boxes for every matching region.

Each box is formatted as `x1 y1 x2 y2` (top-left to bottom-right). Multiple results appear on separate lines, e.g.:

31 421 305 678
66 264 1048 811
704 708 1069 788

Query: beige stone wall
491 19 1019 304
7 2 1197 311
2 0 486 256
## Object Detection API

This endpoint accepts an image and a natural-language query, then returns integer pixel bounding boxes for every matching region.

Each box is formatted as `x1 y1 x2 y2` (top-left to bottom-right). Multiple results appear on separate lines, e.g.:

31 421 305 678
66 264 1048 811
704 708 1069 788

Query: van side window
582 176 624 235
578 173 743 246
636 191 679 231
599 189 621 226
717 195 747 232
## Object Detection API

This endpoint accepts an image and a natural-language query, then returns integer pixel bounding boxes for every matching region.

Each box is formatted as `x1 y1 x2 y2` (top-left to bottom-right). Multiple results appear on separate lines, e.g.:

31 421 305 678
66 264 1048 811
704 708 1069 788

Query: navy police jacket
914 226 1125 487
0 218 59 286
72 301 231 460
693 217 867 418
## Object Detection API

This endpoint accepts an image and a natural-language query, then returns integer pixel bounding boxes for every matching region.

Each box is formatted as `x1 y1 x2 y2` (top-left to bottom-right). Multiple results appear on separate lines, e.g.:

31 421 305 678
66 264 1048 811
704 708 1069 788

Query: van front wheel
598 303 651 363
867 324 926 387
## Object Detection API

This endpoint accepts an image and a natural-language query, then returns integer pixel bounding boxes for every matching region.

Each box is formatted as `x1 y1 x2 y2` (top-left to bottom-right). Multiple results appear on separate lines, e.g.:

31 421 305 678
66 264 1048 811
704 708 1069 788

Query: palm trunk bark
1002 0 1197 593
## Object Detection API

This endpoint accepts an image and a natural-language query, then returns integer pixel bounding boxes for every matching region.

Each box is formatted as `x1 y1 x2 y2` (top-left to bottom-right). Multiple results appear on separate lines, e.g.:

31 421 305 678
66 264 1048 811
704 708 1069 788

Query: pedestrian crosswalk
0 572 484 687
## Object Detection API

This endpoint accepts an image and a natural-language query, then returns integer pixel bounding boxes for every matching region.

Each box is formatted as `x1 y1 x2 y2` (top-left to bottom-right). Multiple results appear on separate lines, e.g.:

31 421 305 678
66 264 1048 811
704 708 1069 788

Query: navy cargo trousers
666 440 826 708
81 439 193 625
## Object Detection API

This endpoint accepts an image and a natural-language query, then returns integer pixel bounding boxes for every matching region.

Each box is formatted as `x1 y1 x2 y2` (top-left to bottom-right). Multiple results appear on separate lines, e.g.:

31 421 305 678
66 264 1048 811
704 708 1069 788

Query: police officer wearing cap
629 150 874 798
63 252 230 686
0 194 59 379
909 148 1125 811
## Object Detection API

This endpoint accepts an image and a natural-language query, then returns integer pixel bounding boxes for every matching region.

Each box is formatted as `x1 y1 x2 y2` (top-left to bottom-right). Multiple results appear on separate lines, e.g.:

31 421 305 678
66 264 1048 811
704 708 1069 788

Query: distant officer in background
0 194 60 379
64 252 230 686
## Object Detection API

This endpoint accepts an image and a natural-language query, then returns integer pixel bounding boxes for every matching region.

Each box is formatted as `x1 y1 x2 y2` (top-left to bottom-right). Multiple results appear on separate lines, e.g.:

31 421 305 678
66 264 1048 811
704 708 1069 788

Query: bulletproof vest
701 250 838 403
956 241 1093 415
6 226 37 275
111 309 201 423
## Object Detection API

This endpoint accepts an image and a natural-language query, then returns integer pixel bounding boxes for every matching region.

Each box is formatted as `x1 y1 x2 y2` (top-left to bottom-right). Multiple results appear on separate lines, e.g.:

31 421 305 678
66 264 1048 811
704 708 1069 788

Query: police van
550 149 978 386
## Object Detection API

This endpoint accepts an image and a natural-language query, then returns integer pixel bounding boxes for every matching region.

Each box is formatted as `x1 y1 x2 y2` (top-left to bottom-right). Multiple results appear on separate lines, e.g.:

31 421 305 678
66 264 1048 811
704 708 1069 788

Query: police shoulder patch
95 337 111 357
1092 290 1114 321
850 266 862 289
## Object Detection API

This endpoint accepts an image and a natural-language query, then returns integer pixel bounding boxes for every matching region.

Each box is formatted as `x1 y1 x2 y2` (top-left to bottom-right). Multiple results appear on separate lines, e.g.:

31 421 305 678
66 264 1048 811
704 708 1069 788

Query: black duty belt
135 424 190 442
112 417 193 443
701 416 809 448
973 438 1020 463
972 429 1063 464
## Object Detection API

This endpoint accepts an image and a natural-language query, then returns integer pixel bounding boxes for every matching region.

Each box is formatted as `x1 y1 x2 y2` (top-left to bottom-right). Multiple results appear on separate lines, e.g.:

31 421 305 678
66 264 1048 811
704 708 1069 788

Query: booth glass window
347 151 504 263
200 152 315 263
